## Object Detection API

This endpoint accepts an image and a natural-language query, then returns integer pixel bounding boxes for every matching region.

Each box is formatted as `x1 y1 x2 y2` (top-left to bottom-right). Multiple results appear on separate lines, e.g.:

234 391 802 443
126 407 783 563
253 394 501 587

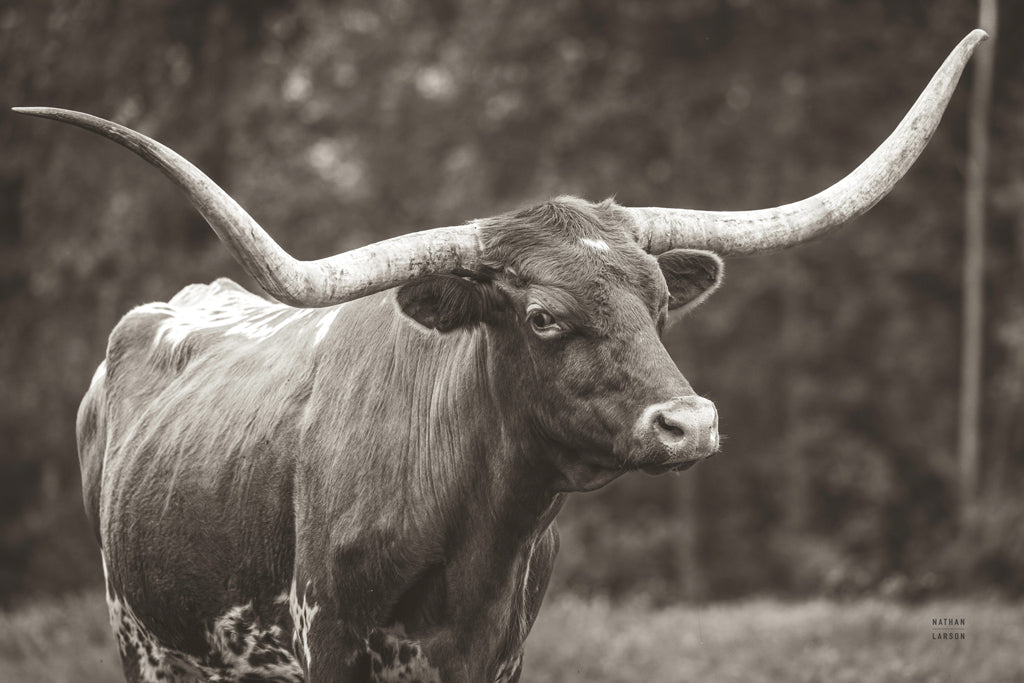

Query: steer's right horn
11 107 483 308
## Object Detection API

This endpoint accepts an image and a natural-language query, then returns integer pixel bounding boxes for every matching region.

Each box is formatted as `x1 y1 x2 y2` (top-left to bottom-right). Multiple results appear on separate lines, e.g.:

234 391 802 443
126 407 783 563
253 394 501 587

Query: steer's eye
527 307 561 336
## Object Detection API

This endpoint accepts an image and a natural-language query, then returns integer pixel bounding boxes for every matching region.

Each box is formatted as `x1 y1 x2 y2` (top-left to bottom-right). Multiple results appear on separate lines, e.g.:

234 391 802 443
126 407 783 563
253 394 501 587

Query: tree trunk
959 0 998 527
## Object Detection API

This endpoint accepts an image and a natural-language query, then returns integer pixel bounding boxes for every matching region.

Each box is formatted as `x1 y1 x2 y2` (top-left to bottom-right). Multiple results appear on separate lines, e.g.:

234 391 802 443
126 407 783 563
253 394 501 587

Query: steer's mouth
642 461 697 475
640 450 716 476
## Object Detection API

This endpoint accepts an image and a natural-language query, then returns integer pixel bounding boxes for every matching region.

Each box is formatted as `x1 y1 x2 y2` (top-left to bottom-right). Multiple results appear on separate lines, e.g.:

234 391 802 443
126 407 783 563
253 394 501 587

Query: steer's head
396 197 722 489
15 30 984 489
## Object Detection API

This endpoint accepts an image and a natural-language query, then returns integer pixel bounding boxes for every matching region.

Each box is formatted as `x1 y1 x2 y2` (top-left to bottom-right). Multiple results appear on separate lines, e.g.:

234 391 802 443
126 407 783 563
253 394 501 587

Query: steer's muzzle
633 396 719 472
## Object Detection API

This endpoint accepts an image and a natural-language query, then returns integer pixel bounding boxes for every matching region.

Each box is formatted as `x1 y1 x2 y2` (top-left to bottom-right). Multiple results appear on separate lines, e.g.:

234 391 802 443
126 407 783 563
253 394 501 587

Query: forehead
480 197 666 316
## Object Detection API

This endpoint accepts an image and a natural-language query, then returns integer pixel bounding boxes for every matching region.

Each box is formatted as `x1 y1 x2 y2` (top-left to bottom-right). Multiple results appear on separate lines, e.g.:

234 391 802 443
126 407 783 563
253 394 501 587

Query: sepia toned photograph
1 1 1021 681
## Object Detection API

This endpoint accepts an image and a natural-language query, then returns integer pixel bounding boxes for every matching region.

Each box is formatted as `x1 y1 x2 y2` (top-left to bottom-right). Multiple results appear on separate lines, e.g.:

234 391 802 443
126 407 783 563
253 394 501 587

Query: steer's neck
369 311 564 621
307 298 565 540
299 299 569 669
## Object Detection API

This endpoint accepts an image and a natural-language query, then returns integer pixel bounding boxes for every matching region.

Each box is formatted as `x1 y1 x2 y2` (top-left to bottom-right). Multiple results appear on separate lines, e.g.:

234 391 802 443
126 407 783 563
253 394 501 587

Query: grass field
1 591 1021 682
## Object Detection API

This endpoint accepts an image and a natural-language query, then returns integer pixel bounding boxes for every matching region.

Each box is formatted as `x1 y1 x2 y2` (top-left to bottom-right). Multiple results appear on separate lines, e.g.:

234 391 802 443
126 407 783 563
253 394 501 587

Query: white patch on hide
101 552 301 682
493 654 523 683
579 237 610 251
205 603 303 681
102 552 206 681
142 290 317 352
289 578 320 671
314 309 341 346
225 308 316 342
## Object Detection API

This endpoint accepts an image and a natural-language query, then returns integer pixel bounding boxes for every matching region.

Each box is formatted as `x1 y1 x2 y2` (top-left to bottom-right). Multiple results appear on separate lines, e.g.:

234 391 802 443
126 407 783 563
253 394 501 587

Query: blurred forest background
1 0 1022 610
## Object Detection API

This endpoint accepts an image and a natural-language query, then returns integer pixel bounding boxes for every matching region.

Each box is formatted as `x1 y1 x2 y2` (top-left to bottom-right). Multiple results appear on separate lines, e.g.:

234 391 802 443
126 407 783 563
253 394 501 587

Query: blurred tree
959 0 997 529
2 0 1022 605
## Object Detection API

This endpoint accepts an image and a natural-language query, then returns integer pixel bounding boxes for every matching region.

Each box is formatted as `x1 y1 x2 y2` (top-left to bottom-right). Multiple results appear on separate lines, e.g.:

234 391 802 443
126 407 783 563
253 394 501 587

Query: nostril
655 412 686 438
643 397 718 454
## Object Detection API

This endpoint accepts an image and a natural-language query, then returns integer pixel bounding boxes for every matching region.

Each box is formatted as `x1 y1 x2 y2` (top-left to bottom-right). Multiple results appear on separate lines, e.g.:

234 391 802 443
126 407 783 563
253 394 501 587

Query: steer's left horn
628 29 988 256
12 107 482 307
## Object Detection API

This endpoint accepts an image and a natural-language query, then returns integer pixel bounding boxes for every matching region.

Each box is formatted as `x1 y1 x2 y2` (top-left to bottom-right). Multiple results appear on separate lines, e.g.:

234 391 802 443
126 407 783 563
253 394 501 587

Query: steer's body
82 283 561 681
79 201 719 682
82 281 560 681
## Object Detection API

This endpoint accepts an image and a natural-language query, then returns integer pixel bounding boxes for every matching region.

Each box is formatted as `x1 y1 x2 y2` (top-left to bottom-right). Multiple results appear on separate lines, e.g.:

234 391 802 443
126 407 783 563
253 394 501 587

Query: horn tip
966 28 989 46
11 106 67 118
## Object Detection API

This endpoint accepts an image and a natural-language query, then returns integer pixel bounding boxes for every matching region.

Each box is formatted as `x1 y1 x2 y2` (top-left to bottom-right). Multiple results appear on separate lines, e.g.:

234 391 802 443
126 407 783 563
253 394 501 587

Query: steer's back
76 278 338 680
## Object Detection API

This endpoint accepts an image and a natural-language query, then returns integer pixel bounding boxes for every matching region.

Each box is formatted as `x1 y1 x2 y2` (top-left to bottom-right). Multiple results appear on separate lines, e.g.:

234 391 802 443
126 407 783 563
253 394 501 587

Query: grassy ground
1 591 1021 682
0 591 120 683
527 596 1024 683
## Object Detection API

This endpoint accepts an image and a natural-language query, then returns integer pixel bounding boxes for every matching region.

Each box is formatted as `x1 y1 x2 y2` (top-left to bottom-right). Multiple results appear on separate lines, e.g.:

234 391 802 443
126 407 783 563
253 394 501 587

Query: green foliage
2 0 1023 603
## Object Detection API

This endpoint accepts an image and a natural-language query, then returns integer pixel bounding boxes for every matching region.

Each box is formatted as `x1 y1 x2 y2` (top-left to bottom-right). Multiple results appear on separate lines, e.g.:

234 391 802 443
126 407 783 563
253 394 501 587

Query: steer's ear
397 275 492 332
657 249 724 322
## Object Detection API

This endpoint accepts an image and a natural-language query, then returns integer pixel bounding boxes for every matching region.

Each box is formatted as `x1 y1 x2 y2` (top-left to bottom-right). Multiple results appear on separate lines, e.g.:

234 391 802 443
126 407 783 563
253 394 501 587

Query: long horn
629 29 989 255
12 107 482 307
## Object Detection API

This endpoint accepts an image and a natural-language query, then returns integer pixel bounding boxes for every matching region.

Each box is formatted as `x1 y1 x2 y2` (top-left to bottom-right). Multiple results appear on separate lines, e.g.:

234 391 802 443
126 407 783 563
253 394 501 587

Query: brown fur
79 197 723 682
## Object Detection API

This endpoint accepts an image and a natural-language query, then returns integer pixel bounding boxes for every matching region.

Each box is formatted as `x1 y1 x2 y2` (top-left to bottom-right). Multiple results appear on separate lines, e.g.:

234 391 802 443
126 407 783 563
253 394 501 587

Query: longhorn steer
16 30 984 683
